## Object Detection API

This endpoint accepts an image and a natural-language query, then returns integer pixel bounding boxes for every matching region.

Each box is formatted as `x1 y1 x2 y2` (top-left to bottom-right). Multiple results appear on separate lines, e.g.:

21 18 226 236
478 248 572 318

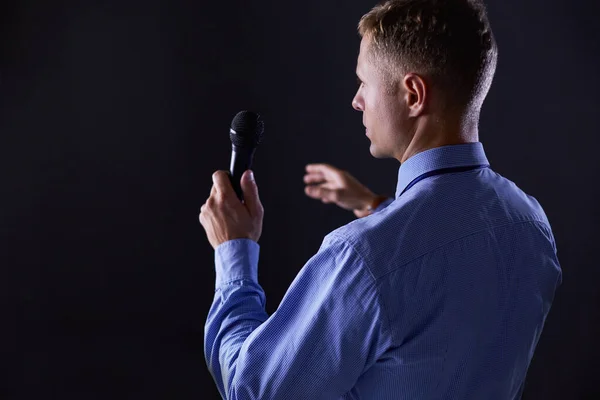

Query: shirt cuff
214 239 260 288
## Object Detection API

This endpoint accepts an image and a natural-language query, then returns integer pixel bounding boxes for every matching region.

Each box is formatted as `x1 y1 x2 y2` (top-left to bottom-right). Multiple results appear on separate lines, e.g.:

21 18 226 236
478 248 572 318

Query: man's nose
352 97 363 111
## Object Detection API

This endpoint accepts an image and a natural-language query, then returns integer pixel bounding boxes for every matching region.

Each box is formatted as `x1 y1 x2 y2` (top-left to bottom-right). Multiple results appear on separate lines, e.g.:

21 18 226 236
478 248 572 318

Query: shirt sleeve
204 235 388 400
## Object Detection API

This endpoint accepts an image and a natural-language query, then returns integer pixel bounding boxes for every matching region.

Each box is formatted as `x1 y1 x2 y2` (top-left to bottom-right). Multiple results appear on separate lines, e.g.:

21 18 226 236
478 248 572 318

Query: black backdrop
1 0 598 399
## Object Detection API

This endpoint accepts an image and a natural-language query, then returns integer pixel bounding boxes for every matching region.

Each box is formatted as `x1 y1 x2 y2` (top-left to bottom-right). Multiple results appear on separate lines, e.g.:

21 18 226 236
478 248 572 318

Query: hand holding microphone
199 111 264 249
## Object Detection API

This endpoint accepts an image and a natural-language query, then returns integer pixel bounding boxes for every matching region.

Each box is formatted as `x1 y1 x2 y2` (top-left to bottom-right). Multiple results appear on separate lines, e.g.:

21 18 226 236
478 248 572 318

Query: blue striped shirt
204 142 562 399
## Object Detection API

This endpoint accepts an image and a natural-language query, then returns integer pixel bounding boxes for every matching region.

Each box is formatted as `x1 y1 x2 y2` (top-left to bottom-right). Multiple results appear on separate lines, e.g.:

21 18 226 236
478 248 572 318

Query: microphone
229 111 264 201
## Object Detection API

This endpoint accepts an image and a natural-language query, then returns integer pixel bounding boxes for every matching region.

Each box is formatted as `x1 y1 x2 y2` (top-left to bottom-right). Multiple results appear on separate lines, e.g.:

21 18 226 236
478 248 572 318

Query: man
199 0 562 398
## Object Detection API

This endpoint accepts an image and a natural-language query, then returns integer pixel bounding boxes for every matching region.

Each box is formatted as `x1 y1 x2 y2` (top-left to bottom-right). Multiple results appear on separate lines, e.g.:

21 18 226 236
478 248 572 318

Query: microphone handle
229 146 256 201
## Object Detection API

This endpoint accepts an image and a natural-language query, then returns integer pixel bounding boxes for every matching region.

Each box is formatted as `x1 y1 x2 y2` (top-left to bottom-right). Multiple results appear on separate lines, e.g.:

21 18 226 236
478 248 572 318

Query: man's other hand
303 164 381 218
199 170 263 250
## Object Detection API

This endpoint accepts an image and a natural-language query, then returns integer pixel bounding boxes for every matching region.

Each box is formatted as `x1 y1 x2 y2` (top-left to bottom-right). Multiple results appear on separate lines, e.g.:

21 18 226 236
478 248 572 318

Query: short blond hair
358 0 498 110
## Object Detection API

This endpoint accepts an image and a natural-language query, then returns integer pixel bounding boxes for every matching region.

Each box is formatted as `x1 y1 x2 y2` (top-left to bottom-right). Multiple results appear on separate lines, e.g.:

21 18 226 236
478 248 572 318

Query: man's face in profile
352 37 411 160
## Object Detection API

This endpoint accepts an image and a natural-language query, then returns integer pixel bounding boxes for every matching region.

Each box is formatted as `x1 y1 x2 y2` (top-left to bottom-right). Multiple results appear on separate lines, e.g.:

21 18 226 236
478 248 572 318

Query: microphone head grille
230 111 264 148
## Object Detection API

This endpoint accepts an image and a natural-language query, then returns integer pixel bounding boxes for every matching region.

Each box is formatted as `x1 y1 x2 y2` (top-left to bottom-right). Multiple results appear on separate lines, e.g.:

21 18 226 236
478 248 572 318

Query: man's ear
403 73 427 117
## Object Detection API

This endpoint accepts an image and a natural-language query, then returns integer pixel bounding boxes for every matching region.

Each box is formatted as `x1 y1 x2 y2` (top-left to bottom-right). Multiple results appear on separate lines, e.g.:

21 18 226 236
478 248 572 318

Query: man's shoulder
325 202 417 278
328 169 554 279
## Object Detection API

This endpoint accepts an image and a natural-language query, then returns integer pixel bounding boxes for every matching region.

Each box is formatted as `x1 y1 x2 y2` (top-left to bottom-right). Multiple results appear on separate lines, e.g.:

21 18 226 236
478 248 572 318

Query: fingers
199 203 206 221
303 172 325 185
304 185 320 199
240 170 263 217
304 185 337 204
304 164 326 184
305 163 345 187
199 201 210 225
305 163 339 176
304 163 339 185
212 170 234 196
200 171 232 223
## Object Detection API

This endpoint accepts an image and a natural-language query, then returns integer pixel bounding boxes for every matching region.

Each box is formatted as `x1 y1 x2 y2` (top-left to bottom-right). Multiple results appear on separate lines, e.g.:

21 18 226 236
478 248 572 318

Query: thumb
241 170 262 215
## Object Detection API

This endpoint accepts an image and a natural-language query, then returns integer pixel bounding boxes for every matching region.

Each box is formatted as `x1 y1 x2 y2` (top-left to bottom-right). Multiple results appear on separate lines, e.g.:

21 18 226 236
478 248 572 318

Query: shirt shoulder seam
327 232 394 335
372 218 552 281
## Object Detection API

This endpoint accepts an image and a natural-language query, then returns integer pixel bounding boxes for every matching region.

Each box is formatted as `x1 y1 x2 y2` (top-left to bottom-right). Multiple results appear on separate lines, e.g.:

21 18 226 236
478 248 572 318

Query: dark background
1 0 598 398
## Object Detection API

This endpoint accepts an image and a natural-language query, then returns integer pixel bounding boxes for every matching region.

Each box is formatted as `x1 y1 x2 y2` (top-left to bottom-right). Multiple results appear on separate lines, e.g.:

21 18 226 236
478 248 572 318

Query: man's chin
369 143 386 159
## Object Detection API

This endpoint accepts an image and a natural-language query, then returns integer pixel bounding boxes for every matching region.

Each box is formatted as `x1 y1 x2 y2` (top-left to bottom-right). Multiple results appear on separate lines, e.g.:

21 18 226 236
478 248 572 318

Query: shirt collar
395 142 490 199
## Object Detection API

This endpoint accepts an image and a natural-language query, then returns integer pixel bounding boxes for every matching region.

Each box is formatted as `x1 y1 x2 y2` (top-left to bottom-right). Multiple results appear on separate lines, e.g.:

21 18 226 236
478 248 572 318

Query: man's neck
397 114 479 164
